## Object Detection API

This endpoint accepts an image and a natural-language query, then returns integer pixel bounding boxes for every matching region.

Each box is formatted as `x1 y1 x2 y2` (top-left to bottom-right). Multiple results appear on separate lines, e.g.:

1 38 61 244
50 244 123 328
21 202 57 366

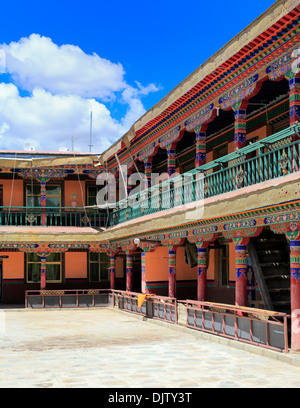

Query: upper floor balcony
0 206 107 228
108 124 300 226
0 152 108 229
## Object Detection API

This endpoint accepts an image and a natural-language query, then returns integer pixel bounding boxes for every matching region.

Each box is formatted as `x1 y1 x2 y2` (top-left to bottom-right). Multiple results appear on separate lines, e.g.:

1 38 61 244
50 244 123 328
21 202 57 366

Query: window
26 184 61 208
26 185 41 207
89 252 109 282
27 252 62 283
87 186 100 206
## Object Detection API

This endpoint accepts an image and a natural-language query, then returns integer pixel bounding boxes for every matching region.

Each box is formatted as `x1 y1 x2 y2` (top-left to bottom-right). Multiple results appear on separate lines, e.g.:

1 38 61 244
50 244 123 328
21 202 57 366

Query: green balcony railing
0 206 107 227
109 124 300 226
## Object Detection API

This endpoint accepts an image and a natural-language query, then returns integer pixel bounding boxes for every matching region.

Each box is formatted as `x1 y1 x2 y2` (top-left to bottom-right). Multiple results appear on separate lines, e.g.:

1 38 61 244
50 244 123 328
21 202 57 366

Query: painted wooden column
289 74 300 128
168 245 177 298
196 242 209 302
127 170 133 196
141 251 146 293
232 100 249 151
195 124 207 168
234 109 247 151
40 180 47 226
287 232 300 350
39 254 47 290
109 254 116 290
126 252 133 292
144 160 152 189
167 143 176 177
233 237 250 307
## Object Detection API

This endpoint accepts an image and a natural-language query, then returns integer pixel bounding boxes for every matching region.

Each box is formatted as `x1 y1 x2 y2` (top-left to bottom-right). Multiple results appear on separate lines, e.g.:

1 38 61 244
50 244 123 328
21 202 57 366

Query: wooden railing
109 124 300 226
0 206 107 227
25 289 289 352
178 299 289 353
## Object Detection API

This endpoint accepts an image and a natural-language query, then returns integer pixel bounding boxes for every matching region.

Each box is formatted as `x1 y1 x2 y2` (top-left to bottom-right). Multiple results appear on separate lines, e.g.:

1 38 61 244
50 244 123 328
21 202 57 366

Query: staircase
248 229 290 315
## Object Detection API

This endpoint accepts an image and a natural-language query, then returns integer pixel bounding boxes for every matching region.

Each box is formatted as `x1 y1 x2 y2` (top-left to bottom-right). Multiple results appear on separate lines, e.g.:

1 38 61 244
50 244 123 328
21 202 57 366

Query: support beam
126 252 133 292
144 161 152 189
141 251 146 293
167 145 176 177
289 236 300 351
195 124 207 168
40 254 47 290
168 245 177 298
234 109 247 151
196 242 209 301
109 255 116 290
233 237 250 307
40 180 47 227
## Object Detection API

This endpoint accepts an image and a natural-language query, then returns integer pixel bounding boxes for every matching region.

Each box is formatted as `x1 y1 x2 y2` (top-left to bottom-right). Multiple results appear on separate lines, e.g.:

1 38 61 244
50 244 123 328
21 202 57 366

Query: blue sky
0 0 276 152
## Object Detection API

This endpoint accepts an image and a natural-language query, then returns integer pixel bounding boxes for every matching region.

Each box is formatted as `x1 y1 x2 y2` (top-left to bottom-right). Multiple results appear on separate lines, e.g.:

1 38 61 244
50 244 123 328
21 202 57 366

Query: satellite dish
59 147 69 152
24 143 35 151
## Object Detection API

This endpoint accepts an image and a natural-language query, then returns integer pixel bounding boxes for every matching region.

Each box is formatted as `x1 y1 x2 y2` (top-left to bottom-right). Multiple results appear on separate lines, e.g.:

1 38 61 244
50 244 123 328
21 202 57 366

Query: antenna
88 111 93 152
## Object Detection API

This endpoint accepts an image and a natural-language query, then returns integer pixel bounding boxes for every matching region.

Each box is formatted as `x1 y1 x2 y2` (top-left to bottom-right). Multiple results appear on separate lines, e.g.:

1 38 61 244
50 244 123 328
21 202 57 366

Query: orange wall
64 180 86 207
65 251 87 279
145 246 168 282
1 179 24 207
145 246 197 282
176 246 197 280
2 252 24 279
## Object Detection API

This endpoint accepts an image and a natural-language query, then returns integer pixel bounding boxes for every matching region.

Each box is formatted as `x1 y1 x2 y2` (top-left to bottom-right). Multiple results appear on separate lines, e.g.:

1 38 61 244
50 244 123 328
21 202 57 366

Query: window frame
89 251 110 282
27 252 62 283
26 183 62 208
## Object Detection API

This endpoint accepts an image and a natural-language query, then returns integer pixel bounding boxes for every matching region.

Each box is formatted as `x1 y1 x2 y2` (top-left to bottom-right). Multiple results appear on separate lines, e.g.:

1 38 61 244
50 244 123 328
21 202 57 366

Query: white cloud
0 83 126 152
2 34 126 100
0 34 161 152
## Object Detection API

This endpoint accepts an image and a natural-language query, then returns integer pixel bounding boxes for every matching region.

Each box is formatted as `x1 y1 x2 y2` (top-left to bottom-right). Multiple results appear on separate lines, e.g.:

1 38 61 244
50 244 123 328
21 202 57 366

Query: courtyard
0 307 300 389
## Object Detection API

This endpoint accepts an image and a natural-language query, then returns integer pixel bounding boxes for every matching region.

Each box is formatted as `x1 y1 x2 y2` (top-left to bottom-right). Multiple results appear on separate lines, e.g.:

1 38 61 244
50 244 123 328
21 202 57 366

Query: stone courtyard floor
0 306 300 389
